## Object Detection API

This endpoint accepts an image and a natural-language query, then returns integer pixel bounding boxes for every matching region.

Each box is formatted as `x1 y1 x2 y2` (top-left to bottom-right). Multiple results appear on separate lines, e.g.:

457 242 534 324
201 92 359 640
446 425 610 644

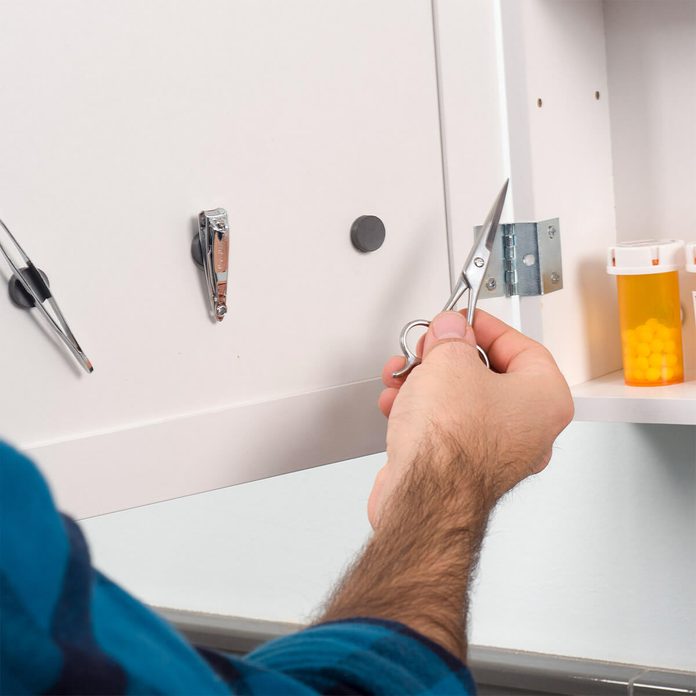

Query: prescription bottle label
617 271 684 386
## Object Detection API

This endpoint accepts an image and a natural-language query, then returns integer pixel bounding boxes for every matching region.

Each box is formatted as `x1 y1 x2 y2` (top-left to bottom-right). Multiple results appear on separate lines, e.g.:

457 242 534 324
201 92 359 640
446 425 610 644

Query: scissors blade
394 179 509 379
464 178 509 272
447 179 509 306
448 179 508 324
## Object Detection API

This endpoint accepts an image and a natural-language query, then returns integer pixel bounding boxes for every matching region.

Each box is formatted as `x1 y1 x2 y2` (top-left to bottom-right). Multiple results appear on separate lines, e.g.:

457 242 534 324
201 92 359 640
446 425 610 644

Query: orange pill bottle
607 240 685 387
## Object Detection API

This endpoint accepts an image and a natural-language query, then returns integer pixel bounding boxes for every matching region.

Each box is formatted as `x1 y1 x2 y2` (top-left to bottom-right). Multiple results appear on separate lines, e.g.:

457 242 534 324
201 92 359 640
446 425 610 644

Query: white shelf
572 371 696 426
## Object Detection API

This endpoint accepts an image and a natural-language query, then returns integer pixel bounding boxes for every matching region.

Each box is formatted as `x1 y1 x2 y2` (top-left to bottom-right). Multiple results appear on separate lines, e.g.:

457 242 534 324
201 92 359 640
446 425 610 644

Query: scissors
393 179 509 378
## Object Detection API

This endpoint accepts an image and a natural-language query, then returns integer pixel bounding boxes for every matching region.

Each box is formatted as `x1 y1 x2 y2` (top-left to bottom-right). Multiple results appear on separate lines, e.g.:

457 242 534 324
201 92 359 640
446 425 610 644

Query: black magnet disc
8 267 51 309
191 236 204 268
350 215 385 253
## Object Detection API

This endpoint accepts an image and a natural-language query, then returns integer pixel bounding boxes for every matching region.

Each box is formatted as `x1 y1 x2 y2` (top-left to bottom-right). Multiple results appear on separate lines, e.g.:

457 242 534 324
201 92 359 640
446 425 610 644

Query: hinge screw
550 272 560 284
548 225 556 239
474 256 485 268
486 278 497 291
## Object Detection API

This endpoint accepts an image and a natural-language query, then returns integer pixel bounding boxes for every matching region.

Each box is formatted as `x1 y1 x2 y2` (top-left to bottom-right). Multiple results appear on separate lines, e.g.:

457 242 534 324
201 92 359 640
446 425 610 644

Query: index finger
470 309 556 375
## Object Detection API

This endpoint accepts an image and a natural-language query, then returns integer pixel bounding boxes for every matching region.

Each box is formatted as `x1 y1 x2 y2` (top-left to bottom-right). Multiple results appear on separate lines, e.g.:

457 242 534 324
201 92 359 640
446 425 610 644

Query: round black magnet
8 267 50 309
351 215 385 253
191 236 204 268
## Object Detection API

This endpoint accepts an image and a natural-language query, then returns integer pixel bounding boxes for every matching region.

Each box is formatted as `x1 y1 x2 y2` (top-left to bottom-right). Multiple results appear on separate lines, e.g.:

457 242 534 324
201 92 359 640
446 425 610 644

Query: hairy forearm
319 448 494 660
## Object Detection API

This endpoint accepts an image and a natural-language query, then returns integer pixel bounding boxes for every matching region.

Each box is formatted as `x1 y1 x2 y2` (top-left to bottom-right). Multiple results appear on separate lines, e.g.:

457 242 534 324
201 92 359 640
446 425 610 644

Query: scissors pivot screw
474 256 485 268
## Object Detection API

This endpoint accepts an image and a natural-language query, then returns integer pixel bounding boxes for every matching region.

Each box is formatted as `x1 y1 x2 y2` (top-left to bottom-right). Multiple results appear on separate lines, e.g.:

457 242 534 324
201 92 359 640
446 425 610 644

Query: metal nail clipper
393 180 509 378
192 208 230 322
0 218 93 373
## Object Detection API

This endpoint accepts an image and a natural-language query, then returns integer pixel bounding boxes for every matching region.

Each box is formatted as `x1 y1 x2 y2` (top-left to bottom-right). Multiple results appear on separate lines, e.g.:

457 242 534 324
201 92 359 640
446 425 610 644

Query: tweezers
0 218 93 373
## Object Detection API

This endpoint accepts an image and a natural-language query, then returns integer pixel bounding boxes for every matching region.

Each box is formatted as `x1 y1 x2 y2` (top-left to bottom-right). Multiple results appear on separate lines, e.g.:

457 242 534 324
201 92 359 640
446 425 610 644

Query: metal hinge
475 218 563 297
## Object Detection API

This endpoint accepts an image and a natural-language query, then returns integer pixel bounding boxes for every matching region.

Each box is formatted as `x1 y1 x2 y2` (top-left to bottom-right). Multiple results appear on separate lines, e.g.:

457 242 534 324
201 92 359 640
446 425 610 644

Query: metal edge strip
155 608 695 695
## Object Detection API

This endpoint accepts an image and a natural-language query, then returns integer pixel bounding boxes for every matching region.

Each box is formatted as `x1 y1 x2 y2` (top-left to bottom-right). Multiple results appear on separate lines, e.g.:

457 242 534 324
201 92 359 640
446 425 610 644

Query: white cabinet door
0 1 479 516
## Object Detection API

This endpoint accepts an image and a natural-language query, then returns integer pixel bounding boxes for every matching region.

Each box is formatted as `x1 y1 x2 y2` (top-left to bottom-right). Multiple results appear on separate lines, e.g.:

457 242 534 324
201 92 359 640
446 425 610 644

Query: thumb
422 311 477 359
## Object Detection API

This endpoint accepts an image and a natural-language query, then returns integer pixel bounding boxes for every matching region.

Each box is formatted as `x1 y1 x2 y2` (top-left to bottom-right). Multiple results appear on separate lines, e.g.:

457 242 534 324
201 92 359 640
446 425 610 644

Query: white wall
470 422 695 671
83 421 696 671
83 453 382 626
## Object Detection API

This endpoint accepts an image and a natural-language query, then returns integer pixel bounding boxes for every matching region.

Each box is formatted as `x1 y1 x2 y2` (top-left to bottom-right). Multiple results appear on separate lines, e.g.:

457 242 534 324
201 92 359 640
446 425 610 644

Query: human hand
322 311 571 657
368 310 574 528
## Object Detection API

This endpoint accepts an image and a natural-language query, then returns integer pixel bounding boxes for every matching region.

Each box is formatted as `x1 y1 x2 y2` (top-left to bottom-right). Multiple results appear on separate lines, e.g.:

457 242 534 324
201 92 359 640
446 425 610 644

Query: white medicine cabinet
463 0 695 426
437 0 695 428
0 0 693 518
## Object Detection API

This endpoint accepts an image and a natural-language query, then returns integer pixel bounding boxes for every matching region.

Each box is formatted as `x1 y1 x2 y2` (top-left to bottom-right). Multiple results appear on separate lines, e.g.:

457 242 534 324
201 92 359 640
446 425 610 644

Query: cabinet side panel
499 0 619 385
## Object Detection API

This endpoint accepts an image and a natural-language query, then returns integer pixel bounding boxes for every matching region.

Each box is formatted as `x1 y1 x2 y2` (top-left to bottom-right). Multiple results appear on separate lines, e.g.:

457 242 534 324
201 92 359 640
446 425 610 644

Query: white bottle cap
686 242 696 273
607 239 685 275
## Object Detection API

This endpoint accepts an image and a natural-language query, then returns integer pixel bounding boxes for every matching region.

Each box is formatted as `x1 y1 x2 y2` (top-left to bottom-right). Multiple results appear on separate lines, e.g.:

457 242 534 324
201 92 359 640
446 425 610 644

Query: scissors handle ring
392 319 429 378
392 319 490 379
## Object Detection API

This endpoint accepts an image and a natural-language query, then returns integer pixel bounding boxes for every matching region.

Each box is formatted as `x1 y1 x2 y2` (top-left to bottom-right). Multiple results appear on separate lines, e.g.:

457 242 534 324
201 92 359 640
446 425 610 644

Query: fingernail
431 311 468 340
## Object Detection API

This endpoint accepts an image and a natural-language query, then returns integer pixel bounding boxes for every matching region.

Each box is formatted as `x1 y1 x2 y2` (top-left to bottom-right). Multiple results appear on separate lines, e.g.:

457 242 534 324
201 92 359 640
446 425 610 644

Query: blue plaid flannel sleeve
0 441 476 695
